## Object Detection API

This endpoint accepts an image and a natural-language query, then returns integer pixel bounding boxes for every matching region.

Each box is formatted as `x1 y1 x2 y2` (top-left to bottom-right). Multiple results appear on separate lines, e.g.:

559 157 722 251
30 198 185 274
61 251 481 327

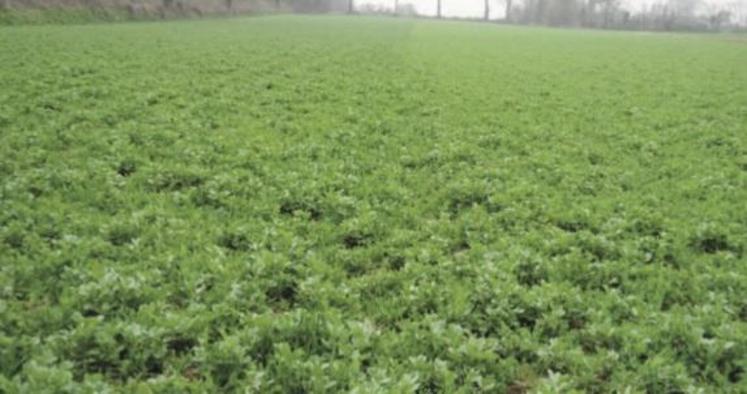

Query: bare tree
505 0 513 21
348 0 354 13
547 0 580 25
708 9 731 29
437 0 442 18
485 0 490 19
598 0 620 27
535 0 548 23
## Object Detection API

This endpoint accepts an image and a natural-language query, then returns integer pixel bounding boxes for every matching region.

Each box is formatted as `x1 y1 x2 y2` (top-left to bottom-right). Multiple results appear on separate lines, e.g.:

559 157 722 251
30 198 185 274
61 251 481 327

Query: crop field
1 15 746 392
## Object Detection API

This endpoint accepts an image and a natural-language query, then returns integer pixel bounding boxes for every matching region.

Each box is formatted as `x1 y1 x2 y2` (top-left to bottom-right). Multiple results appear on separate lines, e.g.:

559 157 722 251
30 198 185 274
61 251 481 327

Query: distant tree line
506 0 746 31
2 0 744 30
355 0 746 31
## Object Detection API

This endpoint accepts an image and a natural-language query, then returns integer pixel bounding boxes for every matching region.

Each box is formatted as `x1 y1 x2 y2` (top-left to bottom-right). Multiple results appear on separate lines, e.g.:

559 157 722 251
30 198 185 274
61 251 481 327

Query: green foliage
0 7 134 26
1 15 746 392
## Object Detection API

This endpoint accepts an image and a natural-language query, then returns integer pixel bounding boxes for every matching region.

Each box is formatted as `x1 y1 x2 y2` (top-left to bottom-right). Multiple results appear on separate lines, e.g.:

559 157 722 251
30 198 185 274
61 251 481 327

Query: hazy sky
359 0 742 18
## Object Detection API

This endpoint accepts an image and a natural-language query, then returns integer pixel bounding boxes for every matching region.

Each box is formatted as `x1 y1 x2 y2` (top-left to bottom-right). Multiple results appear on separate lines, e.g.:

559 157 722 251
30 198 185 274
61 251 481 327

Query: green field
1 15 746 392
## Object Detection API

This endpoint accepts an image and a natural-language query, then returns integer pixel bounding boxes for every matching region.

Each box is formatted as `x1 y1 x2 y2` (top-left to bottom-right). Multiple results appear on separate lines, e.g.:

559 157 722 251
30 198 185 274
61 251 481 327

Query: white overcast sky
358 0 744 17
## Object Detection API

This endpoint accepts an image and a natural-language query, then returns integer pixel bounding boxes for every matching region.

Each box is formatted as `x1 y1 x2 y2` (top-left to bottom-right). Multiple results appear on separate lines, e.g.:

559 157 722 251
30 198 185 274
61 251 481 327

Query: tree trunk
348 0 354 14
275 0 279 11
437 0 441 18
394 0 398 15
603 5 610 28
505 0 513 21
485 0 490 20
535 0 546 23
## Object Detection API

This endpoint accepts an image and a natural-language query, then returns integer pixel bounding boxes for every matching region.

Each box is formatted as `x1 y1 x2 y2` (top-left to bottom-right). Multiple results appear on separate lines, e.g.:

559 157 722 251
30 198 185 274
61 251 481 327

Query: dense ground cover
1 15 746 392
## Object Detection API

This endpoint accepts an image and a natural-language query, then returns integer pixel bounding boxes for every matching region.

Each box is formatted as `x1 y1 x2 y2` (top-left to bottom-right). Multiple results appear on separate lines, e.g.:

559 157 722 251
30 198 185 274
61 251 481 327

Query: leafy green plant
1 15 745 392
